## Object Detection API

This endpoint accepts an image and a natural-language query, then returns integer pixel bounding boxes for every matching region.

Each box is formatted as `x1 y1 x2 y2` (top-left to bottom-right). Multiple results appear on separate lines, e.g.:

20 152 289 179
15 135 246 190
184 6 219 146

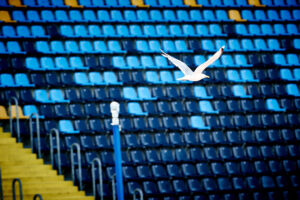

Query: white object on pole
110 101 120 126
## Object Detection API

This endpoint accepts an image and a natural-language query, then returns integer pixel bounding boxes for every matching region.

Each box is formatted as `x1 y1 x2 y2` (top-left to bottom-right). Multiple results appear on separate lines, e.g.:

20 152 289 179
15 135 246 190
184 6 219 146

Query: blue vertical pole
112 125 124 200
110 102 124 200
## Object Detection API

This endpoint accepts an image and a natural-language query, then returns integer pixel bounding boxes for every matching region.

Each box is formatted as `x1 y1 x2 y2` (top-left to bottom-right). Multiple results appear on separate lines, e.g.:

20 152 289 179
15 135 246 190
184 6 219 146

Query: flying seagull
161 46 225 82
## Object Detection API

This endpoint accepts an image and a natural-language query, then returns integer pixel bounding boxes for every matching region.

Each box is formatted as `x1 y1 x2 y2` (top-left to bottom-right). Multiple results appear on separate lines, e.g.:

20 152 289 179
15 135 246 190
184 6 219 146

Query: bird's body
161 46 225 82
177 73 209 81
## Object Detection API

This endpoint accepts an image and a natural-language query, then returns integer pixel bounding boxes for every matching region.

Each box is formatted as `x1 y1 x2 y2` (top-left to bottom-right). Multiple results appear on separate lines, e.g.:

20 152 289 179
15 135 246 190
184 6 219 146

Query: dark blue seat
225 162 240 175
241 162 255 175
74 120 90 134
152 165 168 178
173 180 188 193
161 149 175 163
157 180 173 194
202 178 217 191
190 148 204 162
196 162 211 176
211 162 226 176
84 103 100 117
246 177 260 189
143 181 158 195
204 147 219 160
166 164 182 178
217 178 232 191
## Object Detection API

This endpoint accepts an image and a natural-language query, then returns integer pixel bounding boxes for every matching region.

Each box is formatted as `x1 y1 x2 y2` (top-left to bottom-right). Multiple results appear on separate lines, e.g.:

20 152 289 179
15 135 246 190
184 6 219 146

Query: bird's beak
206 75 210 78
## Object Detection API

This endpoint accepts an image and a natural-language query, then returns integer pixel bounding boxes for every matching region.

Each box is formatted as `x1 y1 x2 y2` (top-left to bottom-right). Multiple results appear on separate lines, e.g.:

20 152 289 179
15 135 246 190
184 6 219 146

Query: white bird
161 46 225 82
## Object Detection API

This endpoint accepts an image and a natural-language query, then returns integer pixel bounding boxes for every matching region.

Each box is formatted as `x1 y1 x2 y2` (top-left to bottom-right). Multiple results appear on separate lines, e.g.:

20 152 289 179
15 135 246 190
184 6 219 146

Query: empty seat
59 120 80 134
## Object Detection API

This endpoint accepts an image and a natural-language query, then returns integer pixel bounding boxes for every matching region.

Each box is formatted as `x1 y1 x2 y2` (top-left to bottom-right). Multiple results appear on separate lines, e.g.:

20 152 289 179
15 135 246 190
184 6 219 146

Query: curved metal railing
71 143 82 190
12 178 22 200
49 128 61 174
33 194 43 200
29 113 41 158
133 188 144 200
91 158 103 200
9 97 20 142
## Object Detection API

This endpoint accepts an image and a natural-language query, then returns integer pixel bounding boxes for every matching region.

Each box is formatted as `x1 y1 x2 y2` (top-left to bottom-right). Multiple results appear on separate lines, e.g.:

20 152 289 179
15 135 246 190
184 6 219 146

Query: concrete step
3 193 94 200
0 159 44 166
2 170 57 179
2 175 65 183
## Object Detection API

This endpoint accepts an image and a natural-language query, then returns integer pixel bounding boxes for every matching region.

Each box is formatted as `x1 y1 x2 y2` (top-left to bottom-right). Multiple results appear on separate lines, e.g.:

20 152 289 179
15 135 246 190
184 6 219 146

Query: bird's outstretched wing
161 49 193 75
194 46 225 74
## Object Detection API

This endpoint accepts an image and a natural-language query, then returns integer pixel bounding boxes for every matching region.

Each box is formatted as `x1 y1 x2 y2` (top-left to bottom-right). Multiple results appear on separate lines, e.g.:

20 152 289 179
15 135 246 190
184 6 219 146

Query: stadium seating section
0 0 300 199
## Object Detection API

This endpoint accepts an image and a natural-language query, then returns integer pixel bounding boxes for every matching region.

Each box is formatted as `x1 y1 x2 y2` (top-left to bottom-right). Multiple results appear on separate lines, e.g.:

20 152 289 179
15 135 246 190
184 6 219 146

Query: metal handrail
91 158 103 200
9 97 20 142
111 174 116 200
12 178 22 200
49 128 61 174
33 194 43 200
133 188 144 200
29 113 41 158
70 143 82 190
0 168 3 200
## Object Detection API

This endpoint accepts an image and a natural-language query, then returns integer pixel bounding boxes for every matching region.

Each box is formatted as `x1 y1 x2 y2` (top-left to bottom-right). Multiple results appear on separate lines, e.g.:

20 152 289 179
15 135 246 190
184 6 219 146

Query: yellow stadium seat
0 11 17 23
10 105 29 119
8 0 27 7
131 0 150 7
228 10 247 22
248 0 266 7
64 0 83 8
0 106 9 120
184 0 202 7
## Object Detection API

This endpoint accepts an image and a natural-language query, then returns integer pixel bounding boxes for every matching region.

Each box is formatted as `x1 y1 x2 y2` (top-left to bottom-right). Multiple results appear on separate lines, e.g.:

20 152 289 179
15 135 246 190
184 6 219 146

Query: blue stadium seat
18 26 35 38
145 71 163 84
176 10 190 22
69 57 88 69
280 68 296 81
60 25 75 37
287 54 300 66
75 25 93 38
69 10 84 22
49 89 70 103
190 116 210 130
59 120 80 134
240 69 259 82
193 86 213 99
83 10 97 22
27 10 42 22
286 84 300 96
199 100 219 114
65 41 81 53
137 10 151 22
232 85 252 98
235 24 250 36
268 39 284 51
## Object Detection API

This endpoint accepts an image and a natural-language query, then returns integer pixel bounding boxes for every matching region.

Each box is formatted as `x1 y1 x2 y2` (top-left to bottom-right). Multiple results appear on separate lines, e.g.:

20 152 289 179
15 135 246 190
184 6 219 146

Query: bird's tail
160 49 168 57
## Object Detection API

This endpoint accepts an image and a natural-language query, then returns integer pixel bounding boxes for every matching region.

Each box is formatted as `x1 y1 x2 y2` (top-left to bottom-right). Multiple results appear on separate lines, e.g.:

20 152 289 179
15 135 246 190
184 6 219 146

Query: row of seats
1 66 299 87
2 0 298 9
7 109 299 133
73 146 300 168
15 83 300 105
6 8 300 23
58 24 227 38
8 9 232 23
2 23 300 40
4 95 300 123
49 130 300 150
1 51 299 72
1 39 299 60
23 54 253 70
1 96 295 120
16 117 300 145
2 82 299 107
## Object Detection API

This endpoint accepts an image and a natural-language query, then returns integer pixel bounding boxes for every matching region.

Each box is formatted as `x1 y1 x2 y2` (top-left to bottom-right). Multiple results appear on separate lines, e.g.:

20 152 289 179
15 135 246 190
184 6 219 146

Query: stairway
0 127 94 200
